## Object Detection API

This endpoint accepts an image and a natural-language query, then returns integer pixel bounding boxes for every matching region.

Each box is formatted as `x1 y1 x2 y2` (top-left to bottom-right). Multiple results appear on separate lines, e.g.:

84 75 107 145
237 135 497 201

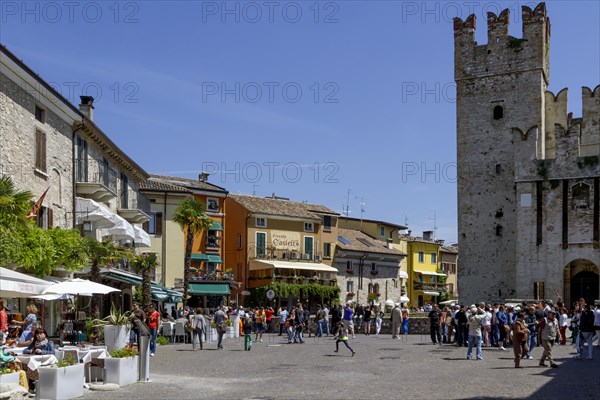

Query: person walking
322 305 330 336
343 302 355 339
254 307 265 343
466 306 485 360
278 307 288 336
375 307 383 335
129 302 146 348
331 305 342 336
524 306 538 359
429 304 443 345
401 305 410 336
146 304 161 357
191 308 206 351
391 303 402 339
576 303 595 360
558 307 569 345
214 306 227 350
538 309 560 368
243 316 253 351
294 303 305 343
363 305 372 335
333 322 355 357
512 312 529 368
0 299 8 339
496 305 509 351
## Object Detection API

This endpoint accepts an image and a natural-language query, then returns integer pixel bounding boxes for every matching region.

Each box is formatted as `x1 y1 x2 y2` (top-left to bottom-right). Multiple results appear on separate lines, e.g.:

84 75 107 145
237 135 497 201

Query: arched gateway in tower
564 259 599 307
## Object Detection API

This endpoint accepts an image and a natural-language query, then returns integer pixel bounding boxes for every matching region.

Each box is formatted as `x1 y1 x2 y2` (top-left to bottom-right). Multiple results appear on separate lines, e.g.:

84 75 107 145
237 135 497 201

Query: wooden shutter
142 220 149 233
35 129 47 172
47 208 53 228
155 212 163 235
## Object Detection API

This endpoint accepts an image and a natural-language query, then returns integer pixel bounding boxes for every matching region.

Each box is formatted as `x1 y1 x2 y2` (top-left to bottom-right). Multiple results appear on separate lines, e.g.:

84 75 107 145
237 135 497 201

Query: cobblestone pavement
82 334 599 400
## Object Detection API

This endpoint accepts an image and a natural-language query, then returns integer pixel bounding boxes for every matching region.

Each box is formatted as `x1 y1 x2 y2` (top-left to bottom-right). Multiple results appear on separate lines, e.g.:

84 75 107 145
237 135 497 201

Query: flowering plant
57 354 77 368
0 362 18 374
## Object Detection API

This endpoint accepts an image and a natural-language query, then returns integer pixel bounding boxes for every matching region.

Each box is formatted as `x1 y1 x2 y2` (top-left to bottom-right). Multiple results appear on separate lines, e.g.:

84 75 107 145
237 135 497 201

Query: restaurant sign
271 231 301 251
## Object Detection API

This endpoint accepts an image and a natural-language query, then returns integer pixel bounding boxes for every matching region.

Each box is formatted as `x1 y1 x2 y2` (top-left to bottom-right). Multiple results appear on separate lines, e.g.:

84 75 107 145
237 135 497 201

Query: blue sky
2 1 599 243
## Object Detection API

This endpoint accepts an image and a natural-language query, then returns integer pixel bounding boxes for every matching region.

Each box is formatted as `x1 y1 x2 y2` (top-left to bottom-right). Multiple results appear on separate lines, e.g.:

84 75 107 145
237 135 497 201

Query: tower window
493 105 504 120
496 225 503 236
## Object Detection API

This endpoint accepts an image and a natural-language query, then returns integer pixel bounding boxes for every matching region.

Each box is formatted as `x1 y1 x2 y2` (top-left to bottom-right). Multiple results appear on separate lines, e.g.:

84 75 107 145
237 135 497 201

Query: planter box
38 363 85 400
104 325 129 353
0 372 20 386
104 356 139 387
226 327 235 338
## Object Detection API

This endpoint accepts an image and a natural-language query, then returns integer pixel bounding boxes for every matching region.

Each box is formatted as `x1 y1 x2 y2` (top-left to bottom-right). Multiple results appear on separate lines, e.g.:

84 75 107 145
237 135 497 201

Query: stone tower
454 4 551 304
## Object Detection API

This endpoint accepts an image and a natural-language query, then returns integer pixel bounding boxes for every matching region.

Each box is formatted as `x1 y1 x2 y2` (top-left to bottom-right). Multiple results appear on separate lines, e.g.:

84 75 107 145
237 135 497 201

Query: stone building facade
334 229 407 306
1 46 80 229
455 3 600 306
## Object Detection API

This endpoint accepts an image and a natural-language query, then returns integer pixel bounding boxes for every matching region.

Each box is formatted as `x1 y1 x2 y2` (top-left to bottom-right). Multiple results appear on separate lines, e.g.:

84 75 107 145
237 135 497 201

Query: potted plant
0 362 20 386
104 347 139 387
93 302 132 352
38 354 84 400
225 319 235 338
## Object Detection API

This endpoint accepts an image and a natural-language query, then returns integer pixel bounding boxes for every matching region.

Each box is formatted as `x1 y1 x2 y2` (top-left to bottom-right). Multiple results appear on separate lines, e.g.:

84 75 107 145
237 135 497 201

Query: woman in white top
482 307 492 347
559 307 568 345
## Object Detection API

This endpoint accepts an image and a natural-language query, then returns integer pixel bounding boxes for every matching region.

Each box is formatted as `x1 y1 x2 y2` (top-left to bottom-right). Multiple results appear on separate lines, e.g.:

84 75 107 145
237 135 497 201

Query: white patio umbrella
42 278 120 295
0 267 53 298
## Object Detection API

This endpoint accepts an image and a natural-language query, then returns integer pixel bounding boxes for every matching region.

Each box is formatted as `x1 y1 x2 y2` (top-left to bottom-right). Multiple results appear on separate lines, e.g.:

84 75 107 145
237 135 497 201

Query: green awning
210 222 223 231
189 283 231 296
207 255 222 264
191 253 209 261
105 272 170 301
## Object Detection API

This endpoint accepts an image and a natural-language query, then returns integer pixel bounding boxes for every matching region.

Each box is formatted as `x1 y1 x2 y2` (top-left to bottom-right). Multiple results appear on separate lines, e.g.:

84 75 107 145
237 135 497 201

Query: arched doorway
571 271 599 306
564 259 599 307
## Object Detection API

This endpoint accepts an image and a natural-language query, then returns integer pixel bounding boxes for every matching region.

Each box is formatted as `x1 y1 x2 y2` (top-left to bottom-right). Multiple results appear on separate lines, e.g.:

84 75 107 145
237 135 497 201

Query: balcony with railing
251 247 325 263
75 159 118 202
118 190 151 223
413 281 448 292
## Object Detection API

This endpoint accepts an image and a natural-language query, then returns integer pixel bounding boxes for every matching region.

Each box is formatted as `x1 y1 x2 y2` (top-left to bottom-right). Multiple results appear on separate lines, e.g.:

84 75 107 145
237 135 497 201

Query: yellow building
139 178 191 288
440 245 459 301
404 231 446 308
144 174 231 309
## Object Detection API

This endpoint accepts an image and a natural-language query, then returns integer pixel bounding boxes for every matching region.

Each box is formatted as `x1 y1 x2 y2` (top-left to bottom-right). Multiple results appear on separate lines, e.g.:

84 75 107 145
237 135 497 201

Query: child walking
243 316 253 351
334 322 355 357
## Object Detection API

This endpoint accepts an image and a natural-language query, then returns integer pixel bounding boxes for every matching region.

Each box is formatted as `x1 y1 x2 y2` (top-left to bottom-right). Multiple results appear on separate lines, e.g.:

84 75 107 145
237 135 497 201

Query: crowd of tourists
425 297 600 368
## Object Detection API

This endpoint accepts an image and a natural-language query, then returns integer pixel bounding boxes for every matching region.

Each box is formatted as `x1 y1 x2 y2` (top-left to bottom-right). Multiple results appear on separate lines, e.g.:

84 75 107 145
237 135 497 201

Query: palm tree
172 198 213 308
133 252 159 309
0 175 33 233
84 238 132 317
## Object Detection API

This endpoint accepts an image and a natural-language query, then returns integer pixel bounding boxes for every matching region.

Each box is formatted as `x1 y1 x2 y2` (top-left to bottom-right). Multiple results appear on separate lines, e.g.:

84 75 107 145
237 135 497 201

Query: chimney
407 230 412 236
436 239 445 245
387 238 394 249
199 172 209 182
423 231 434 240
79 96 94 121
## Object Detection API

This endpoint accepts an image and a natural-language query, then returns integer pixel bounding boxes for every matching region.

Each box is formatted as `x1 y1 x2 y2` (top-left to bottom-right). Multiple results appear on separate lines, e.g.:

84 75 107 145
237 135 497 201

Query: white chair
174 321 186 343
162 323 174 342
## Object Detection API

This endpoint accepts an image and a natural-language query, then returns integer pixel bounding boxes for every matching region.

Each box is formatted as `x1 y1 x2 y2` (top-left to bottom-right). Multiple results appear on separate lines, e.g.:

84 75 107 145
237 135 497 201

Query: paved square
83 334 599 399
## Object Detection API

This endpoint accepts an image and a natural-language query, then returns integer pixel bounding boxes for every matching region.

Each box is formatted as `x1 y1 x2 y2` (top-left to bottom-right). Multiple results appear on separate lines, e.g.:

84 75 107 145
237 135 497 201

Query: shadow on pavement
462 346 599 400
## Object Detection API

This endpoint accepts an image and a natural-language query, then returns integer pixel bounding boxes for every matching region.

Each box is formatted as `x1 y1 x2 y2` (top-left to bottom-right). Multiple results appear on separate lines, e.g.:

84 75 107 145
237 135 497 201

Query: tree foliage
132 252 159 308
247 283 340 308
0 175 33 234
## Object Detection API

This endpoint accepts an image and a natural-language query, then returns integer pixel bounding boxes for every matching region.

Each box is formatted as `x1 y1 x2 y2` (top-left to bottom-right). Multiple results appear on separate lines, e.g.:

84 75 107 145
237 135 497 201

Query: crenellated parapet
529 85 600 179
454 2 550 83
580 85 600 157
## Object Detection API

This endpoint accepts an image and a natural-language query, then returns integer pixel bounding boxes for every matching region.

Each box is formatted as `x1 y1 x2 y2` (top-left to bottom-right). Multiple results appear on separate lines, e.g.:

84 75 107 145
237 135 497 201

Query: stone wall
0 71 75 228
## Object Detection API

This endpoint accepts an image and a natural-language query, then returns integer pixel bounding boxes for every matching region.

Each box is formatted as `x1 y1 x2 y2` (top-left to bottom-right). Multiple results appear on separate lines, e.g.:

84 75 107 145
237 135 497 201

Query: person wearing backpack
191 308 206 351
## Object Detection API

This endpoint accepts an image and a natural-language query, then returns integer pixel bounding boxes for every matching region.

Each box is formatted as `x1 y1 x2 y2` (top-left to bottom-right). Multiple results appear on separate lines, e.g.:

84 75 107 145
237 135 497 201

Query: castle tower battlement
544 86 600 160
454 3 550 85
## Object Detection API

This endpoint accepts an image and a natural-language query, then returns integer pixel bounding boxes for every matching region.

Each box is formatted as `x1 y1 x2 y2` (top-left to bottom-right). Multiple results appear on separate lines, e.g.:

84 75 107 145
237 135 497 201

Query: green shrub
156 336 170 346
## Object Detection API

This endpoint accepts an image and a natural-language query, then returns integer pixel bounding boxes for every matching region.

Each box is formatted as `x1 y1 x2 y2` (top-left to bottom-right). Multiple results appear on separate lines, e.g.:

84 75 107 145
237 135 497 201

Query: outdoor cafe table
15 354 59 371
57 346 110 364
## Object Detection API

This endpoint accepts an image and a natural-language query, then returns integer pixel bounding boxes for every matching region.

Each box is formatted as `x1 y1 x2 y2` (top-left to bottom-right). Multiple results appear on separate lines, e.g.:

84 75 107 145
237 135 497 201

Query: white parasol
42 278 120 295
